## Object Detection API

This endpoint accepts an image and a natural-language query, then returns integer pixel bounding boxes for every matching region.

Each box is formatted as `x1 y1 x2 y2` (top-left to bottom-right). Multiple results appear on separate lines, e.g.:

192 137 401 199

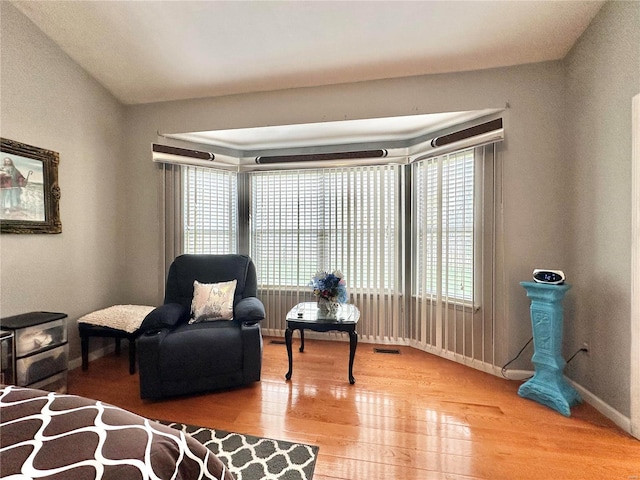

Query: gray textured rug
159 421 319 480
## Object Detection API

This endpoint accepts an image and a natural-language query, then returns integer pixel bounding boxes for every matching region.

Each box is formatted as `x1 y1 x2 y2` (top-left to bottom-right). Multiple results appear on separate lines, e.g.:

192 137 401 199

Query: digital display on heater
533 269 565 284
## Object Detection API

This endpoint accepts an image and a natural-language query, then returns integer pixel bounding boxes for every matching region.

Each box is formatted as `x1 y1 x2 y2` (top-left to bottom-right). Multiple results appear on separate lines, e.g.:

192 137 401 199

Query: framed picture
0 138 61 234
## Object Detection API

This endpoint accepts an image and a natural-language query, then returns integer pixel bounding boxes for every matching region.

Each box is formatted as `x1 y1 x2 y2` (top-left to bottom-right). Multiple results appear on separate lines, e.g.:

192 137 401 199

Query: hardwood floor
68 336 639 480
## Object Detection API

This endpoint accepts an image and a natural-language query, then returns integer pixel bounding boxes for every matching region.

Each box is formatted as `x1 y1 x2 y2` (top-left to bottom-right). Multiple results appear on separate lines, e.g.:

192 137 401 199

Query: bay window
160 121 500 367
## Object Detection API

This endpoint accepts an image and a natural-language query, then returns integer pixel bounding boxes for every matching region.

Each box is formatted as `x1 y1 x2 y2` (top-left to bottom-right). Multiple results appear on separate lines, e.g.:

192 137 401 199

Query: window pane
250 167 399 290
413 149 474 302
183 166 238 254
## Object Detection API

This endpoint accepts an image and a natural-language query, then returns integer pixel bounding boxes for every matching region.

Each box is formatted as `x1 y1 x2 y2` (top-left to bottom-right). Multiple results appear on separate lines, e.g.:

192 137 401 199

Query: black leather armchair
138 254 265 399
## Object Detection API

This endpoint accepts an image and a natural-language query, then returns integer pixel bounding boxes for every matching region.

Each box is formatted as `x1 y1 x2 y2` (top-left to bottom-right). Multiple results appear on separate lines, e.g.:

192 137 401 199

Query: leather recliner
138 254 265 399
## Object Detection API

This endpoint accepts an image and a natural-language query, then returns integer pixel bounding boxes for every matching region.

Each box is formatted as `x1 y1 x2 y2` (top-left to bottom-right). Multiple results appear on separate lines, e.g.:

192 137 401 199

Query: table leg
285 327 293 381
299 328 305 352
81 335 89 371
348 330 357 384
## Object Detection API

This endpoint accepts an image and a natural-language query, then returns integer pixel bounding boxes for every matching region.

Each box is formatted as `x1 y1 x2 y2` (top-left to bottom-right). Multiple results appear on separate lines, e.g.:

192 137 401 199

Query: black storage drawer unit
0 312 68 393
0 330 14 385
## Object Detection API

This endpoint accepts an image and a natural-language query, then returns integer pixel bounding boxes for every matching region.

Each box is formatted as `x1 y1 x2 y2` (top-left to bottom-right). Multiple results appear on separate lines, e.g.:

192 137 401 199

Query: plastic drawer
28 370 67 394
16 343 68 386
14 318 67 357
1 330 14 385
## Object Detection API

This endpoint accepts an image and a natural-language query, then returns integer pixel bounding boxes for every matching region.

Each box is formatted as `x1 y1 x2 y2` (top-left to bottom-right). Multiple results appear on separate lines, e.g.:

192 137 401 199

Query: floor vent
270 340 286 345
374 348 401 355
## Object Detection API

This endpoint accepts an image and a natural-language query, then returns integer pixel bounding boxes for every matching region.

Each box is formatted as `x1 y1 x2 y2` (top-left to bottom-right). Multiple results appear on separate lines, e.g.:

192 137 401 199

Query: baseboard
486 367 631 434
498 368 533 381
567 378 632 434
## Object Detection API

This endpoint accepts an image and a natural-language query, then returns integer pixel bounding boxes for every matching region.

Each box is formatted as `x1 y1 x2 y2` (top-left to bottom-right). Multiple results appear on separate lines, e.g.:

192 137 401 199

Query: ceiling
13 0 604 106
165 109 500 153
11 1 604 153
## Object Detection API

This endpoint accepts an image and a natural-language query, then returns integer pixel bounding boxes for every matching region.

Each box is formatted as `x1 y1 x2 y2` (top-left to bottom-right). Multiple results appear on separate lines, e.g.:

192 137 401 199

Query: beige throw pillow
190 279 237 323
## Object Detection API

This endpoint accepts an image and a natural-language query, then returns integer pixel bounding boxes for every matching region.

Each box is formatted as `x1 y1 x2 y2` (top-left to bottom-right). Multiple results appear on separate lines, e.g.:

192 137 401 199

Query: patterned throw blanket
0 386 234 480
77 305 155 333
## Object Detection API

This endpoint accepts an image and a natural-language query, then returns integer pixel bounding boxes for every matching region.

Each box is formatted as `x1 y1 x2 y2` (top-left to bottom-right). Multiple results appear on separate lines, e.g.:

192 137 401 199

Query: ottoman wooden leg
81 334 89 371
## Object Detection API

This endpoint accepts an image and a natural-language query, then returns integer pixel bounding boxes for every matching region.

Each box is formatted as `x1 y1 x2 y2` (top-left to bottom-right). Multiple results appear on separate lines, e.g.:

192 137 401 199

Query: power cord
501 338 589 380
566 347 589 364
501 337 532 379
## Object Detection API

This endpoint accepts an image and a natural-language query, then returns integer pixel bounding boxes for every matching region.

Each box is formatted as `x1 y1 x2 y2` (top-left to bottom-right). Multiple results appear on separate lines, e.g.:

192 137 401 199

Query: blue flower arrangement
310 270 348 303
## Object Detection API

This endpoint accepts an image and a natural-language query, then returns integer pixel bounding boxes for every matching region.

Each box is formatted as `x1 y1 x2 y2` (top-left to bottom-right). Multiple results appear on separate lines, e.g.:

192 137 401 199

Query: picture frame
0 138 61 234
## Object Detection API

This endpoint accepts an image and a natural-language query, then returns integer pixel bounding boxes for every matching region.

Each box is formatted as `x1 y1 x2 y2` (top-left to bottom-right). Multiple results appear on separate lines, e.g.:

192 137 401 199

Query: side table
285 302 360 384
518 282 582 416
0 311 68 393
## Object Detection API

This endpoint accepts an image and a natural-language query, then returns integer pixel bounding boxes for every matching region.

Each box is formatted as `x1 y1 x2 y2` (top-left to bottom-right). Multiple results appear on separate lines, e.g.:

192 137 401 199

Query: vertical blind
249 166 405 340
163 139 500 370
410 145 497 369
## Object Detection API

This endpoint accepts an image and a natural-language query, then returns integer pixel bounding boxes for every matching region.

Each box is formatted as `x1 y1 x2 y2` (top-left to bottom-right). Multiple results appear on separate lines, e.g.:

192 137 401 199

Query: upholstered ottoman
78 305 154 374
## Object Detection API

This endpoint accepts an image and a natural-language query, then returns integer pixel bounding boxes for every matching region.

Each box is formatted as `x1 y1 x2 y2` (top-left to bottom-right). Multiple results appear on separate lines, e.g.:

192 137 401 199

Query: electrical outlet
582 342 590 355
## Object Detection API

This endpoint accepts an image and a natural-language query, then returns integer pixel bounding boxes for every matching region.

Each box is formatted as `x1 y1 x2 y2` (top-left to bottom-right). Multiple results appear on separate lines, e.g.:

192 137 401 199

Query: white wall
564 0 640 418
0 3 127 360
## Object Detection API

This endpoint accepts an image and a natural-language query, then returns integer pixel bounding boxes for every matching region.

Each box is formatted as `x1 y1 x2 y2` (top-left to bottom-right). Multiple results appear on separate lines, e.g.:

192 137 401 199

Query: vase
317 297 339 315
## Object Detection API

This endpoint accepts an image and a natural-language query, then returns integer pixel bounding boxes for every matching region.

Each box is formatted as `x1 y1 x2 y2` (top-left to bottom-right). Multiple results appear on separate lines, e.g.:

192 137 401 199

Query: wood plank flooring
67 336 640 480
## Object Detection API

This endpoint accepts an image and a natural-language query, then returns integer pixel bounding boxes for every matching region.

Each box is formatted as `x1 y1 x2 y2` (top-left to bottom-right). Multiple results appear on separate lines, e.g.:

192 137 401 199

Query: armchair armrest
139 303 189 333
235 297 265 324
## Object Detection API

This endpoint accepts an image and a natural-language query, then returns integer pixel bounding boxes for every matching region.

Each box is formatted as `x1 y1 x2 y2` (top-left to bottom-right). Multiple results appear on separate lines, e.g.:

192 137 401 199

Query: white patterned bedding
0 385 234 480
